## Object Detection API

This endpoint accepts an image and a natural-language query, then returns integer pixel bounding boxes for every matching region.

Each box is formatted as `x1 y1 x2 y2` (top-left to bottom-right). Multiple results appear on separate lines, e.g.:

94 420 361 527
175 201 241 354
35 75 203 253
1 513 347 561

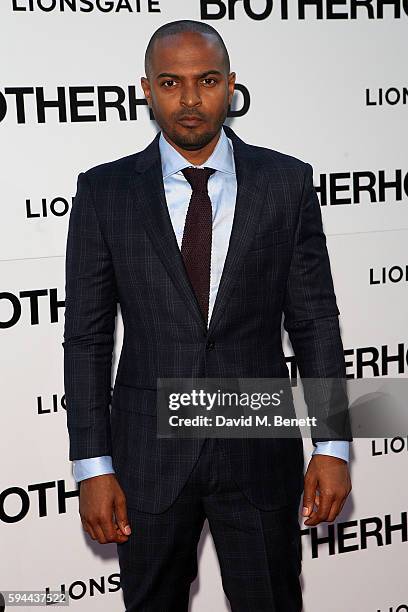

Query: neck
162 129 221 166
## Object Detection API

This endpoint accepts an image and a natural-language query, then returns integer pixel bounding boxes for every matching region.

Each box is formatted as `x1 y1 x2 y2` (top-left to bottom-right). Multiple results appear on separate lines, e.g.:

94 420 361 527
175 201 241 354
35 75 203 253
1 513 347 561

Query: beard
170 128 218 150
157 106 228 151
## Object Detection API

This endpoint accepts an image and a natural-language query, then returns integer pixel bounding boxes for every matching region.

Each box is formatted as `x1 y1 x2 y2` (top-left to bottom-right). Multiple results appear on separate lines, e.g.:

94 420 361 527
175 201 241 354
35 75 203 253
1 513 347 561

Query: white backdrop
1 1 407 610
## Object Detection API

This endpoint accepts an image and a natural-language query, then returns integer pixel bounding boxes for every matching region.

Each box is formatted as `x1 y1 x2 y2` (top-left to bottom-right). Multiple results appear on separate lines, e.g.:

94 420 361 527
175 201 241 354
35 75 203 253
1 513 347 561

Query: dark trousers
117 437 303 611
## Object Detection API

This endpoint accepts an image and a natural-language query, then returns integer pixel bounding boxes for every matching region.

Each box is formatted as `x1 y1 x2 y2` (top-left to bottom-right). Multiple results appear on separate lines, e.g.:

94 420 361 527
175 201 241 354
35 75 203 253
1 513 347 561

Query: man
63 19 352 611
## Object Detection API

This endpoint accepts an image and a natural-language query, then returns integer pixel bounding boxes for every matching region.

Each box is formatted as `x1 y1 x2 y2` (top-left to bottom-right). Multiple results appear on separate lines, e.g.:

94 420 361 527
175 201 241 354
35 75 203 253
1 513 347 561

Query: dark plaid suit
63 124 351 610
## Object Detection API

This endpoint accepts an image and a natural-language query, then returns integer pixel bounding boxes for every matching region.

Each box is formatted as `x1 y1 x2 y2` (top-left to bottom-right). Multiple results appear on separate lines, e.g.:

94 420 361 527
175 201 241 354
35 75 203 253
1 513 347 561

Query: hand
302 454 352 526
79 474 132 544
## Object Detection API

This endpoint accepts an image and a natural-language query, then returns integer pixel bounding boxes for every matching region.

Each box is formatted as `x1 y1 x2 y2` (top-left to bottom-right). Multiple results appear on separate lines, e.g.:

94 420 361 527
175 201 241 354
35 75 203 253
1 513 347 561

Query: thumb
302 476 317 517
114 494 131 536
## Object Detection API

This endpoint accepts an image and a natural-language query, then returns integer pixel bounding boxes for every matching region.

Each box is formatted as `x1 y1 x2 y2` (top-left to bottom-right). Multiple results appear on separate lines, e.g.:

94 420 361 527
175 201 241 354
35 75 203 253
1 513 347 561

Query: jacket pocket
111 382 157 416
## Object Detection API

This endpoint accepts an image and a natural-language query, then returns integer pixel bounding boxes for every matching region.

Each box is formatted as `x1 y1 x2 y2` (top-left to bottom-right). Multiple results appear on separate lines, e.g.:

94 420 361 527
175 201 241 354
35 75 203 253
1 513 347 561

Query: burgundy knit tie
180 166 216 324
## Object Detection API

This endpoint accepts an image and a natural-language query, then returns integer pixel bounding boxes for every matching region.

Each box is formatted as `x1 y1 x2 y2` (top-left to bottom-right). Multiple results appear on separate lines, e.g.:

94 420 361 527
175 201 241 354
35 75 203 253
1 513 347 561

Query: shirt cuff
72 456 115 482
312 441 350 463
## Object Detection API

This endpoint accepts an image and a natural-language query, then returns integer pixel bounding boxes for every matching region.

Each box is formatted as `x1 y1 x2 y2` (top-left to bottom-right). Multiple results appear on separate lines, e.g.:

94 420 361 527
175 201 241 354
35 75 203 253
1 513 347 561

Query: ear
227 72 236 105
141 76 152 107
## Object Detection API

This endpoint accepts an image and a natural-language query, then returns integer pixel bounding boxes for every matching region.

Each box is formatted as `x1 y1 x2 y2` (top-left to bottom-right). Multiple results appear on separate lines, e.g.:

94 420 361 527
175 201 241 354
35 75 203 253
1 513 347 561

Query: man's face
141 31 235 151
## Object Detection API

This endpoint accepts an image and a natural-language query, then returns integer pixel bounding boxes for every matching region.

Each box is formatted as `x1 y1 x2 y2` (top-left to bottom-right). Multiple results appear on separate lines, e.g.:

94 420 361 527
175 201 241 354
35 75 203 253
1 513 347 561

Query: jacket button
206 340 216 350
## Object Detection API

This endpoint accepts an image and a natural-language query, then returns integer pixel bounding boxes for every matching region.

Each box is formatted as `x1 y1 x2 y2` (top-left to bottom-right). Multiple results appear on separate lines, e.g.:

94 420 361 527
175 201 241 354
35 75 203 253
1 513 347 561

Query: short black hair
144 20 230 76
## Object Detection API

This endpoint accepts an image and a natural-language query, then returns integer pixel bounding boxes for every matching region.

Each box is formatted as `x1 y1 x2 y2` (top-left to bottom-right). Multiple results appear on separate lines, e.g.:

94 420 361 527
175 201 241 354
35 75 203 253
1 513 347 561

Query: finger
305 492 320 518
336 495 348 517
93 523 108 544
115 528 130 543
100 515 127 544
304 494 334 526
82 519 97 541
326 499 342 523
112 519 130 542
302 474 318 517
99 514 118 543
114 495 132 536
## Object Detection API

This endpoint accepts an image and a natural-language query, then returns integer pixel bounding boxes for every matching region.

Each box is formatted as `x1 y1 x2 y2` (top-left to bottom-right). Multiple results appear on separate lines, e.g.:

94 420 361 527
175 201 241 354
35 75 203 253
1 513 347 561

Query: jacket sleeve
283 162 353 446
63 171 118 460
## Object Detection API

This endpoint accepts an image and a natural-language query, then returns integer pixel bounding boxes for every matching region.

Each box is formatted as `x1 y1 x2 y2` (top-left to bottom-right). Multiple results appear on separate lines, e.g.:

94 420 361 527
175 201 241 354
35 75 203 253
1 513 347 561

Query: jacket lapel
207 125 267 335
128 124 268 335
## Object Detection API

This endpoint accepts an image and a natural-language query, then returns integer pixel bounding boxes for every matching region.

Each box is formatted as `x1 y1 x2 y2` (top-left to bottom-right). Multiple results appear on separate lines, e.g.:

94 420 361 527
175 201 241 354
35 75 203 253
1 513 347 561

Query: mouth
177 116 204 128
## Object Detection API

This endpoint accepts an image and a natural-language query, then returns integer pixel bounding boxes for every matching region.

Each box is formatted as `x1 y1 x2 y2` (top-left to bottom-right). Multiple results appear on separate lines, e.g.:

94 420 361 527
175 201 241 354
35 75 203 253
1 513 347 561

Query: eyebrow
155 70 224 79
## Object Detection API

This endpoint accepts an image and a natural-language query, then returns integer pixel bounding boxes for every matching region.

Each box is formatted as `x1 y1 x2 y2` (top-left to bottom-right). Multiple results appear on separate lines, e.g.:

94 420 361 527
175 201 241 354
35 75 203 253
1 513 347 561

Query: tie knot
181 166 216 193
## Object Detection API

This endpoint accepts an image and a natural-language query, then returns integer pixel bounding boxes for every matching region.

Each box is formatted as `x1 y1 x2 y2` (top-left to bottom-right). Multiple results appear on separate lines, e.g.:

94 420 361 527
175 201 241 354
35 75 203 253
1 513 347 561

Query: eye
202 78 217 86
161 80 177 88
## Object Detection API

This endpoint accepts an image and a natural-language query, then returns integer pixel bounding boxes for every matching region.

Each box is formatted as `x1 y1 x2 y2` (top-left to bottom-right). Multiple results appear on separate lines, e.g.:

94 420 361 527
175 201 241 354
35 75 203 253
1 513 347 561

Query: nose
180 82 202 108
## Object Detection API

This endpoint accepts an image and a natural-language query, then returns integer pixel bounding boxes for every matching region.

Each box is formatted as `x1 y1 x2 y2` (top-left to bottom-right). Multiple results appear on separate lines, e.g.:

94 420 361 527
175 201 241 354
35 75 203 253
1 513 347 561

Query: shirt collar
159 125 235 179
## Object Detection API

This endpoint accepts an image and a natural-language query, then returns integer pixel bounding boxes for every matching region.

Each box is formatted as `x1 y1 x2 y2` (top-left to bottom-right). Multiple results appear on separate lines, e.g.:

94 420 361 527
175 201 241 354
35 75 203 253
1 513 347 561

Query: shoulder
241 142 314 200
79 132 159 185
75 144 153 202
245 141 311 174
81 150 141 184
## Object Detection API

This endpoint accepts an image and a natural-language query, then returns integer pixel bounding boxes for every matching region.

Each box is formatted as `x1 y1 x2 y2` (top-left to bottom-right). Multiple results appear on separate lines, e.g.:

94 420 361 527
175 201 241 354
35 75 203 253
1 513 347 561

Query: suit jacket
63 123 352 514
